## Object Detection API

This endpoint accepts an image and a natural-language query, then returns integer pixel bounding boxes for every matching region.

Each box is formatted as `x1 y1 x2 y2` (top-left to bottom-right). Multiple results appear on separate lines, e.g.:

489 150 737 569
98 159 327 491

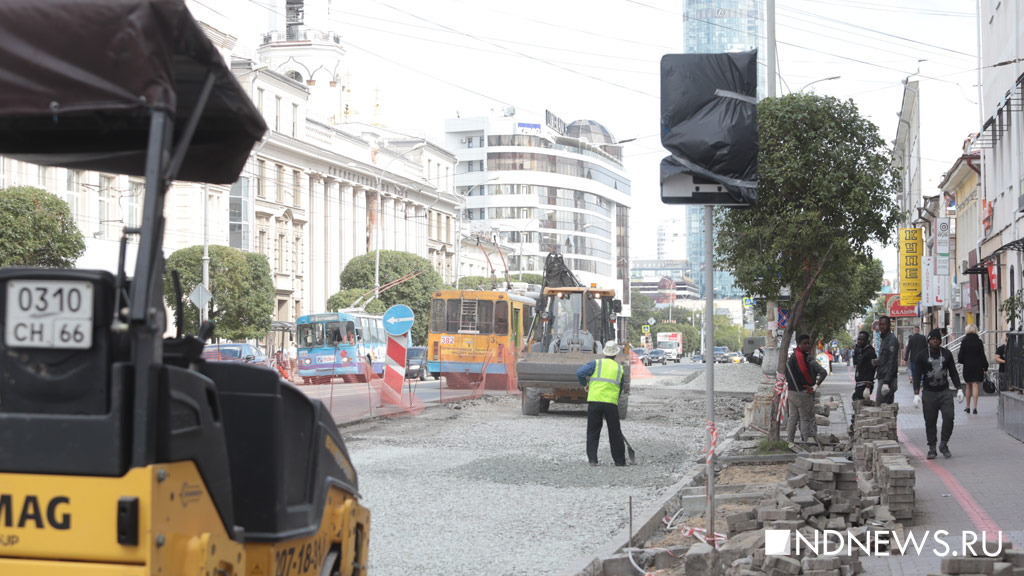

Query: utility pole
762 0 780 378
201 183 209 324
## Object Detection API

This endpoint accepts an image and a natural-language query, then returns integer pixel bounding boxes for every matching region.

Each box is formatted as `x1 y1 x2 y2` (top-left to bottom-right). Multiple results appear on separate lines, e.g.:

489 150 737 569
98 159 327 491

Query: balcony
261 28 341 46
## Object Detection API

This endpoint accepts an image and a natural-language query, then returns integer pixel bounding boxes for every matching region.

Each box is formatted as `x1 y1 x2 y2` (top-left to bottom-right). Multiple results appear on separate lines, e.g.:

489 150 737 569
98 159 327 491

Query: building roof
566 119 616 145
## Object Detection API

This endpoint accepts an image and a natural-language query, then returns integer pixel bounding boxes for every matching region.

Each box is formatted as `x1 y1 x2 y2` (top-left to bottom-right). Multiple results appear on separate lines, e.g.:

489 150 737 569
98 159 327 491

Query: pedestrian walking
875 315 900 404
576 341 627 467
853 331 877 401
912 329 965 459
785 334 828 443
903 326 928 384
957 324 988 415
995 334 1009 390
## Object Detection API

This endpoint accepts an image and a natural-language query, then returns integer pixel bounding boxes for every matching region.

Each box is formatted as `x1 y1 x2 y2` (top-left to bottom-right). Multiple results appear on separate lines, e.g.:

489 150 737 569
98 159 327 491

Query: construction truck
517 253 630 418
0 2 368 575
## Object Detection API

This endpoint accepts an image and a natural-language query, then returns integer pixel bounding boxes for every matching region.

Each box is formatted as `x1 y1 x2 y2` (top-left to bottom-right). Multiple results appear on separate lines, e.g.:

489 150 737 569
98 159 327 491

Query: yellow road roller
0 1 369 574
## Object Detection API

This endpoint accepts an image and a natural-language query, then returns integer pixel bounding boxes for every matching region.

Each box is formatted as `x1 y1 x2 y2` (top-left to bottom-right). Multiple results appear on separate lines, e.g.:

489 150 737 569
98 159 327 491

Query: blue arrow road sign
383 304 415 336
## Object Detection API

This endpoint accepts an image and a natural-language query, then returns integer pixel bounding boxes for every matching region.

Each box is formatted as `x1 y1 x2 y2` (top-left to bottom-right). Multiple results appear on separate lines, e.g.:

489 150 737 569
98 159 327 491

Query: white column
340 183 354 266
383 196 394 251
354 188 367 257
326 179 340 297
310 176 326 313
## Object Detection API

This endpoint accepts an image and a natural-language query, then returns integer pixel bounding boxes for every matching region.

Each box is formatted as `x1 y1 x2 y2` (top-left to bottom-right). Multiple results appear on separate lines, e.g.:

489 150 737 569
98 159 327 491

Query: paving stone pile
931 544 1024 576
849 402 916 525
685 454 911 576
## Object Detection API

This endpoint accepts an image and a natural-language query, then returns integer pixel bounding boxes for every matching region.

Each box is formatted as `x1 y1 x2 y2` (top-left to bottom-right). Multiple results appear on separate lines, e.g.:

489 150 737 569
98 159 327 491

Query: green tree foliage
795 256 884 343
0 186 85 268
716 93 901 375
326 288 386 315
163 245 274 341
453 273 545 290
626 290 656 346
716 94 901 440
334 250 443 345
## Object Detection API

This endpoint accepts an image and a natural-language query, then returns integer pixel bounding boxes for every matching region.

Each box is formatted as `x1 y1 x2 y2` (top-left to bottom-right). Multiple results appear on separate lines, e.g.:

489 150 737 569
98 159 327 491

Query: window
256 88 264 114
495 301 509 336
446 216 452 243
256 159 265 198
258 229 267 256
445 299 461 333
65 169 81 218
127 180 143 228
478 136 484 147
277 233 286 272
37 165 50 188
293 170 302 207
467 138 474 149
477 300 494 334
298 323 324 348
292 103 298 138
430 298 446 333
275 96 281 132
98 175 115 238
229 177 250 250
276 164 285 203
295 236 303 275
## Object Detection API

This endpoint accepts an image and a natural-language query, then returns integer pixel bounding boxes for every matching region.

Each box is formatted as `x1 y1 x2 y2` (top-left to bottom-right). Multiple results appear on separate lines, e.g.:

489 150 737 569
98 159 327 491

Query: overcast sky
192 0 980 282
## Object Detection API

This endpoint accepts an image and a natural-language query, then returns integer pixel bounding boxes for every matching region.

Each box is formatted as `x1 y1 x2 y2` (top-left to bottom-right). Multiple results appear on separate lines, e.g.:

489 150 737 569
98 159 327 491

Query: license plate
5 280 94 349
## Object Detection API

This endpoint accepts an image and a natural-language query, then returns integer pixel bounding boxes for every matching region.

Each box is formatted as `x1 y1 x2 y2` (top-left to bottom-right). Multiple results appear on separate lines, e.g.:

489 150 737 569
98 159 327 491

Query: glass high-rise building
682 0 766 99
682 0 763 299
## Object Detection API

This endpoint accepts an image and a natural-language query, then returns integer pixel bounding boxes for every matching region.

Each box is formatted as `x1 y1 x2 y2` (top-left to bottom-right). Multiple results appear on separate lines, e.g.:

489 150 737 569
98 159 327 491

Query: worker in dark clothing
903 326 928 384
875 315 900 404
576 341 626 467
784 334 828 443
853 330 877 400
912 329 965 459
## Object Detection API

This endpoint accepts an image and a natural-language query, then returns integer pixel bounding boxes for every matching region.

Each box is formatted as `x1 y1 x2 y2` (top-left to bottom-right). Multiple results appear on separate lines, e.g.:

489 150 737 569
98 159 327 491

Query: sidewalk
820 365 1024 575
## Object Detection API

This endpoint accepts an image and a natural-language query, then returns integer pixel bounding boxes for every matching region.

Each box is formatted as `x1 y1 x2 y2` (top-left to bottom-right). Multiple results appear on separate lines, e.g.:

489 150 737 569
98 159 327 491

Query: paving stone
718 529 765 566
940 556 996 574
685 542 721 576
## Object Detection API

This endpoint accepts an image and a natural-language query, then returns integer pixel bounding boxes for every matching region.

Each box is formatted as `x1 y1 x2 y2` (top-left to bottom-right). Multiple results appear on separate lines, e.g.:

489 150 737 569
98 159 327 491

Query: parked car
406 346 428 380
728 352 744 363
646 349 667 365
202 343 271 368
691 353 704 363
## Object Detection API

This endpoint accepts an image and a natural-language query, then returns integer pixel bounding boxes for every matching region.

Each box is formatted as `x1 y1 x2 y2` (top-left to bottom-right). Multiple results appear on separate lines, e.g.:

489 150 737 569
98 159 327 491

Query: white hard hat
603 341 621 356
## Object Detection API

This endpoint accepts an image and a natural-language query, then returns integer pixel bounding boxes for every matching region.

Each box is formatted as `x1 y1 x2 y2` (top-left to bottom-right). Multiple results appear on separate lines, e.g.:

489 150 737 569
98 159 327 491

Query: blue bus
295 311 387 383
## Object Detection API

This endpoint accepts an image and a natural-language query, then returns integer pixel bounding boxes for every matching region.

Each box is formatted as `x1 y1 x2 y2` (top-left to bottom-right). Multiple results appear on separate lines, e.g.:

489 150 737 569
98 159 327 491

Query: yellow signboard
899 227 923 306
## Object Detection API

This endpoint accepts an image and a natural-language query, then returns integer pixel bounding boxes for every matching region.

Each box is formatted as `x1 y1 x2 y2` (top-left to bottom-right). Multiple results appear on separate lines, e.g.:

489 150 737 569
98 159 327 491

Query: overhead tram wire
370 0 658 99
326 17 658 76
784 0 975 18
777 5 976 60
329 9 669 64
622 0 975 84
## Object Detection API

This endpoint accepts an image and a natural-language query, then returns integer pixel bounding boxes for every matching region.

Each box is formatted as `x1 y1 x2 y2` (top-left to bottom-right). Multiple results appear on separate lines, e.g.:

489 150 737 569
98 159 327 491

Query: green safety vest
588 358 622 404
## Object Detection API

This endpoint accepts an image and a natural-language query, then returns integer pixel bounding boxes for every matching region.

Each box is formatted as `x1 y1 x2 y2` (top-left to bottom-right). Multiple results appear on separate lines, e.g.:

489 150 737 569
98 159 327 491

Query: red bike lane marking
846 364 1001 536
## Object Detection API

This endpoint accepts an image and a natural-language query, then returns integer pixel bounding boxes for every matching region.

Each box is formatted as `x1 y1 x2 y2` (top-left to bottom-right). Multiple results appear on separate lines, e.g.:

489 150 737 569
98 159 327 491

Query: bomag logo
0 494 71 530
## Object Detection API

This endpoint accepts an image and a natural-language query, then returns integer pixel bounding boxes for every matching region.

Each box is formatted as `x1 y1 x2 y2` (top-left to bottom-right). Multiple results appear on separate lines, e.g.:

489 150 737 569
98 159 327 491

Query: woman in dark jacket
957 324 988 415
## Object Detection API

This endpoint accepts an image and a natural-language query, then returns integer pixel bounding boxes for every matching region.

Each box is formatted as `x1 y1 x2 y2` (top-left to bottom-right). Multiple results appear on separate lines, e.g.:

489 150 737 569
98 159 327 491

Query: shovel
623 435 637 465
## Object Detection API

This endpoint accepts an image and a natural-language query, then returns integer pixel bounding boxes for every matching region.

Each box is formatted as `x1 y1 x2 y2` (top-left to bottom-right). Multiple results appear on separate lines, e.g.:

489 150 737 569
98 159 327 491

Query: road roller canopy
0 0 267 184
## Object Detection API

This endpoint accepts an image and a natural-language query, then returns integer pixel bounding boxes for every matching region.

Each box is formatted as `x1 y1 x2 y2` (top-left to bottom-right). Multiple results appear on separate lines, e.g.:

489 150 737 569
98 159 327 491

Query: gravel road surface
340 363 764 575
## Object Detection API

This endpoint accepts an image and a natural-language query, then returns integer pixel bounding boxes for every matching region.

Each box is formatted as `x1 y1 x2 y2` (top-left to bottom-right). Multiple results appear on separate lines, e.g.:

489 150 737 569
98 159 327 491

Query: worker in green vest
576 341 626 467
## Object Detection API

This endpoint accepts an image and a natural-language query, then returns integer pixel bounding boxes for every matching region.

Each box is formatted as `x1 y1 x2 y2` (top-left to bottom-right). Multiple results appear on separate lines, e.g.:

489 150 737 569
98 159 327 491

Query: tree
627 290 656 346
0 186 85 268
326 288 385 315
163 245 274 341
334 250 443 345
716 93 902 440
795 255 883 342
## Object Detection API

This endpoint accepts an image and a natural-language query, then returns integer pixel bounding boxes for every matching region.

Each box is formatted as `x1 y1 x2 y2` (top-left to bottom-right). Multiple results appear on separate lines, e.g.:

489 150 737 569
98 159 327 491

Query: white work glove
881 384 890 398
956 389 965 404
913 395 921 409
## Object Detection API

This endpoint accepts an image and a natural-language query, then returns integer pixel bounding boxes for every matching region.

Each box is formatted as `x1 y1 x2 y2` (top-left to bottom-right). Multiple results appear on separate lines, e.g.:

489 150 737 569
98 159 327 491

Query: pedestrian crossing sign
642 325 650 334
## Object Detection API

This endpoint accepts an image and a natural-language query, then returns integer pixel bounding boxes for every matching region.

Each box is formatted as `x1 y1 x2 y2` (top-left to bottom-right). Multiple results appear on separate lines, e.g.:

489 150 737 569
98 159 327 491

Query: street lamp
374 141 426 299
454 177 499 289
799 76 840 93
